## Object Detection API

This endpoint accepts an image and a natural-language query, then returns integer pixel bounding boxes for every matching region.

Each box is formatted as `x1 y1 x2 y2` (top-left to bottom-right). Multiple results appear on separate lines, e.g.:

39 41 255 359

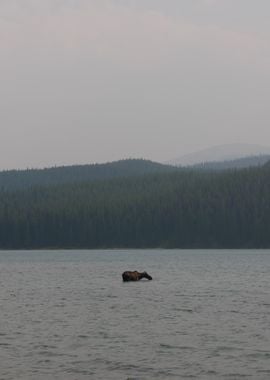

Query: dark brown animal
122 271 152 282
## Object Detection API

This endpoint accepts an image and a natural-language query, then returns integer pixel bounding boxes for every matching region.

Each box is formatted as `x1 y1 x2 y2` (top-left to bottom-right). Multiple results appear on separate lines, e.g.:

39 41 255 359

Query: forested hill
0 165 270 249
0 159 175 191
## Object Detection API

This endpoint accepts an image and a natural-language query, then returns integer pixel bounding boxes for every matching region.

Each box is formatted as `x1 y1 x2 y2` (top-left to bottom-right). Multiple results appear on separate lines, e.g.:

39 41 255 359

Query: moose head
141 271 152 280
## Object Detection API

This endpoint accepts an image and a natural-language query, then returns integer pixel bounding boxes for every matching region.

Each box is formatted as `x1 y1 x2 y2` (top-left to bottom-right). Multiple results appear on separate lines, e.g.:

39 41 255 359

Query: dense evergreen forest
0 162 270 249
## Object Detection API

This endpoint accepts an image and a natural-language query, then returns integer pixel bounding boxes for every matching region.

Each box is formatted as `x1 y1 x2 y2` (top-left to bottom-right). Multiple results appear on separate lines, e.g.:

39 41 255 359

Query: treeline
0 159 175 191
1 156 268 193
0 164 270 249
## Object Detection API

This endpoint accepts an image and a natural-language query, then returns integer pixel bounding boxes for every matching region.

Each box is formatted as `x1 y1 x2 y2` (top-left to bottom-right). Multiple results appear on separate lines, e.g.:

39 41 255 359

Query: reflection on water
0 249 270 379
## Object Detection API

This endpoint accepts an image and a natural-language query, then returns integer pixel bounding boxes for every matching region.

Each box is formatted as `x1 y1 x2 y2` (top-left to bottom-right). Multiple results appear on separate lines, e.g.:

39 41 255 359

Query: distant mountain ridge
191 155 270 170
170 144 270 166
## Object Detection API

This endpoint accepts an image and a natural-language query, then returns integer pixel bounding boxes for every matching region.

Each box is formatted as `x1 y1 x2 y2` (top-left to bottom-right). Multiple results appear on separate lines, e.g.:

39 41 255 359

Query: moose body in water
122 271 152 282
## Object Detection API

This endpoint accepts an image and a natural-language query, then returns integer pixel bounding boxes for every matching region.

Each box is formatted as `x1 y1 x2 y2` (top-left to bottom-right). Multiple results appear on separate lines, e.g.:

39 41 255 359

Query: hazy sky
1 0 270 169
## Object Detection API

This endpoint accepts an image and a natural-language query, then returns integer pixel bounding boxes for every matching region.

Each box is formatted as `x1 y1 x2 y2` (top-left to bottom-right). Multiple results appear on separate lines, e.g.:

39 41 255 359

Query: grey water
0 250 270 380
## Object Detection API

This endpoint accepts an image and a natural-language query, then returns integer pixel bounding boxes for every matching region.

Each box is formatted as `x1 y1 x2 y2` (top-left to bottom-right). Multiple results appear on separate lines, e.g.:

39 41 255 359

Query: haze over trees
0 154 269 192
0 159 270 249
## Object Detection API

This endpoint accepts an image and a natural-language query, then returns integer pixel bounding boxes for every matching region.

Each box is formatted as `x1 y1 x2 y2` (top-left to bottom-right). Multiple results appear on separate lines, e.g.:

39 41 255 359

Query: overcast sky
1 0 270 169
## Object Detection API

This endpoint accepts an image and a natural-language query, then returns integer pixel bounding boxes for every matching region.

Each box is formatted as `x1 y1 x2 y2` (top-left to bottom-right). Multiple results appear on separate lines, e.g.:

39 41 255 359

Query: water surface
0 249 270 379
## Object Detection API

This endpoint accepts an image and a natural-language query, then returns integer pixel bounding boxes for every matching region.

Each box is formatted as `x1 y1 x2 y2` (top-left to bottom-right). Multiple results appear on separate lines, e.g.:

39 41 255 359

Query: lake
0 249 270 379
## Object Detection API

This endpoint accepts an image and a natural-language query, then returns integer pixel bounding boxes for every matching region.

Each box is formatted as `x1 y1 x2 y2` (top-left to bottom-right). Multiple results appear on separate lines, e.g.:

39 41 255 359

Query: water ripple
0 249 270 379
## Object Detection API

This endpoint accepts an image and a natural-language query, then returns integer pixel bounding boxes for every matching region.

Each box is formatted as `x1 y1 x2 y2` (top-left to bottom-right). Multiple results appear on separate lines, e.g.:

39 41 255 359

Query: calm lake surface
0 249 270 379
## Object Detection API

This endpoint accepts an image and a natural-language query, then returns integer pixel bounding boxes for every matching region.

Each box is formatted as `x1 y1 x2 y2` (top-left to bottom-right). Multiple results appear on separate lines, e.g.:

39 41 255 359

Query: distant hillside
0 159 176 191
170 144 270 166
192 155 270 170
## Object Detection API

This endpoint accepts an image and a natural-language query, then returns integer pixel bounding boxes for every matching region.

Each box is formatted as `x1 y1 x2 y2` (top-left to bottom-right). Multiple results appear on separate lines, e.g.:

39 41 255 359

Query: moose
122 271 153 282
